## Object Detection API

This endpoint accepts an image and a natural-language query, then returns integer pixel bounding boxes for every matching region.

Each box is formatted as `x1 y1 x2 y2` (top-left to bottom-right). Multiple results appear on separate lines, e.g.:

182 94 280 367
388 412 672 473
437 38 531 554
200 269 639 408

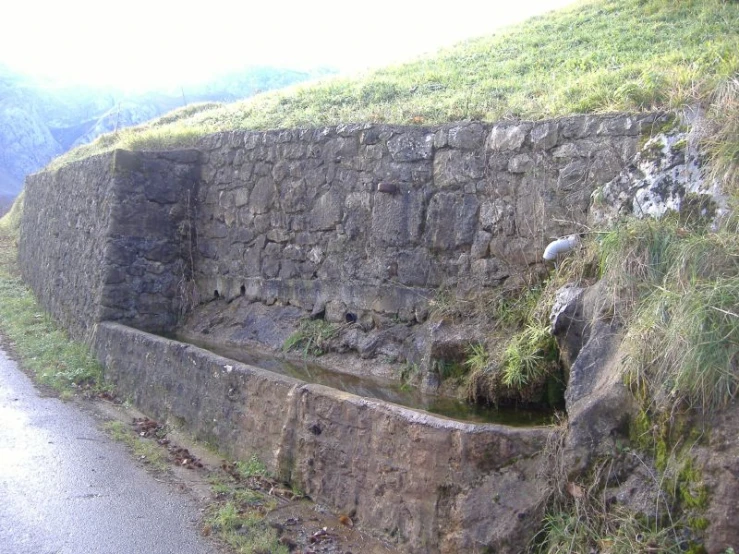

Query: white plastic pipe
543 234 580 261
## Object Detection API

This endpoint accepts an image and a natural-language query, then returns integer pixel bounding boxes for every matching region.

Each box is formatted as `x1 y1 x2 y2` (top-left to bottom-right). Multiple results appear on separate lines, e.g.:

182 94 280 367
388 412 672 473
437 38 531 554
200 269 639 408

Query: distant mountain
0 64 335 205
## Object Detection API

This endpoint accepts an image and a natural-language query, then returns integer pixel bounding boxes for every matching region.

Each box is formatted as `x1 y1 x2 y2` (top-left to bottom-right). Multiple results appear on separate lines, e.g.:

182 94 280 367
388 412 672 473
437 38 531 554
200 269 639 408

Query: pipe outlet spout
543 234 580 261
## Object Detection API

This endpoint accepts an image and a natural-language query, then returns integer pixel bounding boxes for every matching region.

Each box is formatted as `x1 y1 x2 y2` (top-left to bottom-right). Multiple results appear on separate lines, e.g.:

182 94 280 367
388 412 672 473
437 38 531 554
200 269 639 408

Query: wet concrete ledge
93 322 556 554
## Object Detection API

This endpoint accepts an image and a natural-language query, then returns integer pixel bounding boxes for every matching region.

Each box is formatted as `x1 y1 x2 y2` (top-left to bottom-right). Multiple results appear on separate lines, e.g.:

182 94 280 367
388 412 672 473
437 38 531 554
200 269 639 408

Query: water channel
179 335 555 426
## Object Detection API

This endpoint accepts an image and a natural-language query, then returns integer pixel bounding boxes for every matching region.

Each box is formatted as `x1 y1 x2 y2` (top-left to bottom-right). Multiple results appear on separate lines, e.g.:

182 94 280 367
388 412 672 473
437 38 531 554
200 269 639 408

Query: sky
1 0 578 90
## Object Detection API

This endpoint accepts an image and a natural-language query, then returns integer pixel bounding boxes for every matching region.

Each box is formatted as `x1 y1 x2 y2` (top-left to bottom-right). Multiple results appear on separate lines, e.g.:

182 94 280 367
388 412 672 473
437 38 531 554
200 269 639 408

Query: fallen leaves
338 514 354 528
130 417 203 469
566 481 585 499
133 417 162 438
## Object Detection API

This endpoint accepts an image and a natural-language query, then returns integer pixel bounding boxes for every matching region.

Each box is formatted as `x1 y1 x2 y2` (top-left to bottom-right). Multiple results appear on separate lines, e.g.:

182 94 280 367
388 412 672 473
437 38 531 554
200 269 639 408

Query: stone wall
193 114 664 322
94 322 554 554
20 114 666 337
20 154 116 338
19 149 200 338
99 150 199 332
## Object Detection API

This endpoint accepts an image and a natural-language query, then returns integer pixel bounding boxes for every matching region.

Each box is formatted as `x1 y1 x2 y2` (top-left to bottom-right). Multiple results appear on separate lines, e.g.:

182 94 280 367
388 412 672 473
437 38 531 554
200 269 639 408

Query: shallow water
179 335 554 426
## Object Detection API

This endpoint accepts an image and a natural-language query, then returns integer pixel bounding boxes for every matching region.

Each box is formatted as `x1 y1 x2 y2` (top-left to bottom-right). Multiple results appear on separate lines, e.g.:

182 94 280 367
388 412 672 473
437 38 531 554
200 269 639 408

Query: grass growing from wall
49 0 739 169
620 222 739 412
451 280 565 408
702 75 739 197
527 213 738 552
535 453 708 554
0 204 104 397
282 319 340 357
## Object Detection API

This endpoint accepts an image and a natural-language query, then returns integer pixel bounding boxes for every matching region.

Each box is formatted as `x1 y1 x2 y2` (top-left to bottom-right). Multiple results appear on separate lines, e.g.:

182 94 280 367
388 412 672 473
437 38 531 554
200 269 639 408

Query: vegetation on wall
282 319 340 357
533 77 739 552
459 284 565 409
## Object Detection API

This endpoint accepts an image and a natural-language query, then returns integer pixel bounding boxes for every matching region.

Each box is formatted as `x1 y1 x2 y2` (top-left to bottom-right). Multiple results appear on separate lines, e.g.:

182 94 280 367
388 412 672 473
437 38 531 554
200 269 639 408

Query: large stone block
387 131 434 162
308 188 343 231
530 121 559 150
370 190 425 247
486 123 530 151
446 123 486 150
250 176 277 214
433 149 485 188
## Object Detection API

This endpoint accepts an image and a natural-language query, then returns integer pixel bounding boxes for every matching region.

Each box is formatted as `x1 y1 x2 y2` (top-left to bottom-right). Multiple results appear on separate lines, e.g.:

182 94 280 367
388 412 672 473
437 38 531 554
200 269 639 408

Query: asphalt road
0 347 220 554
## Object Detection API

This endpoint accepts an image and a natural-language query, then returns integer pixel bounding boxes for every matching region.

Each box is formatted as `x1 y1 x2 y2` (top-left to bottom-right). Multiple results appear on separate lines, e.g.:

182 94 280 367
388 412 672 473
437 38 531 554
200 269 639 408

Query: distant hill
0 64 334 204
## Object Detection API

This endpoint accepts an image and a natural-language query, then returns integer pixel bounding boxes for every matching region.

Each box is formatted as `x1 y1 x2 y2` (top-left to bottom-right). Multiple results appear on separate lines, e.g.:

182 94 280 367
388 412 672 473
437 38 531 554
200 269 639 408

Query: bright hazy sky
1 0 578 90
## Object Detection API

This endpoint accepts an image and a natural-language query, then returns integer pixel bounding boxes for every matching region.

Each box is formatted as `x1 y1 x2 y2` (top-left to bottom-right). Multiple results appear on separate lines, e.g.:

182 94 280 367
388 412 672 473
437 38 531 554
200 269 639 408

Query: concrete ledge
93 322 555 553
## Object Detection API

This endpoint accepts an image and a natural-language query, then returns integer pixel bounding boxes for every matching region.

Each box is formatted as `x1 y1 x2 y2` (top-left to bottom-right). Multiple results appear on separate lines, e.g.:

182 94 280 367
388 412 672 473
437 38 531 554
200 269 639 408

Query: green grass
501 324 560 389
0 214 105 397
582 215 739 412
103 421 169 471
463 281 566 406
205 502 287 554
703 75 739 197
49 0 739 169
464 343 490 374
205 457 289 554
534 442 713 554
282 319 339 357
234 455 269 479
538 503 686 554
0 191 23 234
623 227 739 412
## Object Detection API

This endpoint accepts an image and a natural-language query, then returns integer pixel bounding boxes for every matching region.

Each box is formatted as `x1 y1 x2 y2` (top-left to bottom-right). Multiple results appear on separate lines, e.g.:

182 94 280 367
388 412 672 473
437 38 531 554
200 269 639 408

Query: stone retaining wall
20 114 667 337
194 114 665 322
20 154 115 338
94 322 554 554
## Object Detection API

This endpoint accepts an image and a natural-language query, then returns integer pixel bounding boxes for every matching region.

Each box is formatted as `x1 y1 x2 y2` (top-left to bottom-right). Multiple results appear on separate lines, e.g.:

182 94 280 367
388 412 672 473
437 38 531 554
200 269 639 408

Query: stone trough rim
103 321 556 435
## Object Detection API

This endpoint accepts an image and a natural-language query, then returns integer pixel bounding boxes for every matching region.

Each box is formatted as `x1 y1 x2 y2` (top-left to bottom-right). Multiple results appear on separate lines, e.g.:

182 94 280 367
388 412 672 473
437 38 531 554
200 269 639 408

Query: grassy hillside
51 0 739 168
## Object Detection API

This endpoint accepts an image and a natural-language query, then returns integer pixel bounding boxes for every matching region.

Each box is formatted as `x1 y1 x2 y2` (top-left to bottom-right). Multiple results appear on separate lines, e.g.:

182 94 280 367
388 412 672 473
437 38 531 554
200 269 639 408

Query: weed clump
205 502 287 554
205 453 303 554
592 217 739 412
702 74 739 197
282 319 339 357
464 283 565 409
